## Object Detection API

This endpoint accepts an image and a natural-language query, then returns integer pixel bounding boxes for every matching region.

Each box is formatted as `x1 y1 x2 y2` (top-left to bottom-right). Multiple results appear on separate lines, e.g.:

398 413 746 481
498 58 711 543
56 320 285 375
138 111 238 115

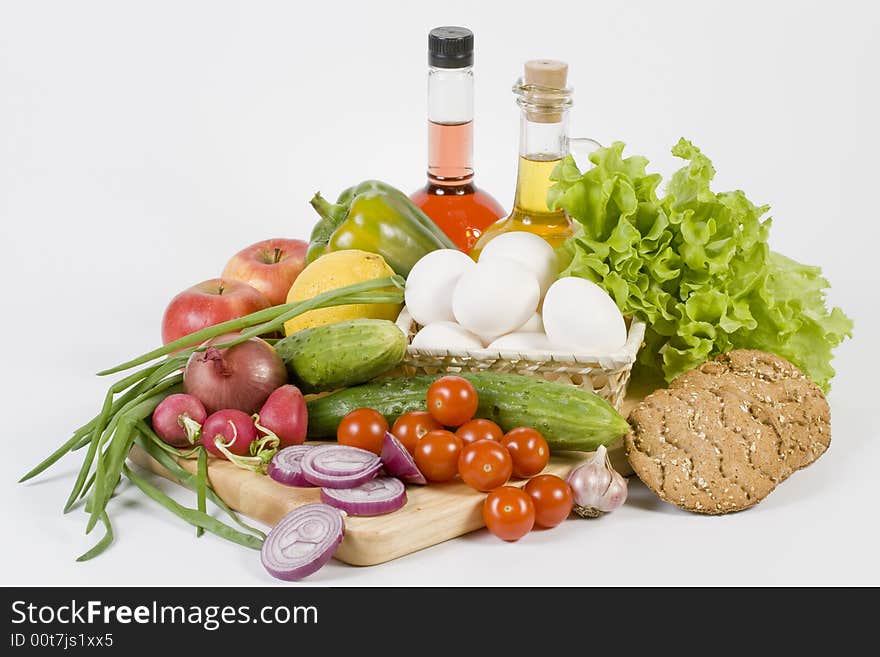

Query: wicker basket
394 308 646 411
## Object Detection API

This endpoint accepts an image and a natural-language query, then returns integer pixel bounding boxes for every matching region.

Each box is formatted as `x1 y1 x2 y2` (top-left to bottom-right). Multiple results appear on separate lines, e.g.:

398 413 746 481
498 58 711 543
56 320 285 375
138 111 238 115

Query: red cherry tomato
426 376 478 427
455 418 503 446
414 430 463 482
501 427 550 478
524 475 574 528
391 411 442 455
482 486 535 541
458 440 513 492
336 408 388 455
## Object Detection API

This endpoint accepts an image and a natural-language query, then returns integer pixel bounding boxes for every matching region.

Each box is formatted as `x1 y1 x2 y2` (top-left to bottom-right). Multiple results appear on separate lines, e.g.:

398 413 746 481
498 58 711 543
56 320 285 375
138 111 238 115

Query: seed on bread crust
625 350 831 514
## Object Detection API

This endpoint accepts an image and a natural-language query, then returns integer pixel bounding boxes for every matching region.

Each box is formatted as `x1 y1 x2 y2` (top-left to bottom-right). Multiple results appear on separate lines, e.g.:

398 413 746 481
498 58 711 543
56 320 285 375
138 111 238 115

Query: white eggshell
404 249 475 326
476 331 503 345
452 258 540 338
543 277 627 354
411 322 484 350
517 312 544 333
487 332 553 354
478 231 558 297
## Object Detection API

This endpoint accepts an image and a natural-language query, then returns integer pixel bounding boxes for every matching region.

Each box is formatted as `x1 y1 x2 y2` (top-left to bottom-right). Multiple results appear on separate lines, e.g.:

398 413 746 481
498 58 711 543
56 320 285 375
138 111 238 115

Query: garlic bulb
566 445 628 518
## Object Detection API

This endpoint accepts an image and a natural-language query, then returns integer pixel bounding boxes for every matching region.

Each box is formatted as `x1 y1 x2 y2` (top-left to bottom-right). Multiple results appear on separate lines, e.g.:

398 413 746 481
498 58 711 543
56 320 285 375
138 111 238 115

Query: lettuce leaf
551 138 852 390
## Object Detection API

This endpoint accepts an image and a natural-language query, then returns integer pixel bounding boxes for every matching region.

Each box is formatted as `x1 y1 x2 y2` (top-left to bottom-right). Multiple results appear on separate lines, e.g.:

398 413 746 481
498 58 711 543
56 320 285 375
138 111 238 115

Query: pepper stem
309 192 348 226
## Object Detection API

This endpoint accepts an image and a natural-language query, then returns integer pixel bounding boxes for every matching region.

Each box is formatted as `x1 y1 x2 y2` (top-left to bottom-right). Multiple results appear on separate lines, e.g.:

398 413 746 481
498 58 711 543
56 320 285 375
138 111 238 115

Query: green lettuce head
550 139 852 390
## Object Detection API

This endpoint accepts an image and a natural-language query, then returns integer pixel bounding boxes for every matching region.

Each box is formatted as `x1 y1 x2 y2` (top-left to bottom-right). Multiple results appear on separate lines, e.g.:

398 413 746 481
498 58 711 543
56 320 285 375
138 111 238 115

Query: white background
1 0 878 586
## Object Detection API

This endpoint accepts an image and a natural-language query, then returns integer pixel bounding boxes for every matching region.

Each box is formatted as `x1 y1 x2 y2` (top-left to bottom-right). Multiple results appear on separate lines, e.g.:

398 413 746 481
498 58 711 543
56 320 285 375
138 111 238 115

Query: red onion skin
261 503 344 581
151 393 207 448
183 333 287 415
201 409 258 458
258 385 307 447
381 432 427 485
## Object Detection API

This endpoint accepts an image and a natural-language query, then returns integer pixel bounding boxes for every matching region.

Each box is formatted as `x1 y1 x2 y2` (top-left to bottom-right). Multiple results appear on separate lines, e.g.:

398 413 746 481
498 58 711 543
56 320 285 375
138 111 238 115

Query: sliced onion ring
320 477 407 516
301 445 382 489
381 432 427 485
308 444 380 476
267 445 316 487
261 503 344 581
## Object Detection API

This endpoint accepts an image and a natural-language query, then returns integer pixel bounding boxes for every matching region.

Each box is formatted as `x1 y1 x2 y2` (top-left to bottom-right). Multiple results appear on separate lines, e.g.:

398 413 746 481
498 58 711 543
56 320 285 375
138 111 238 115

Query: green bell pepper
306 180 457 276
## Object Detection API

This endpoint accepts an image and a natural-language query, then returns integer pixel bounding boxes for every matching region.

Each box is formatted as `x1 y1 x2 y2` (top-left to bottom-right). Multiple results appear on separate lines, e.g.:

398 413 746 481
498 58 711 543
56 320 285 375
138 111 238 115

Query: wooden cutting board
128 383 655 566
129 446 603 566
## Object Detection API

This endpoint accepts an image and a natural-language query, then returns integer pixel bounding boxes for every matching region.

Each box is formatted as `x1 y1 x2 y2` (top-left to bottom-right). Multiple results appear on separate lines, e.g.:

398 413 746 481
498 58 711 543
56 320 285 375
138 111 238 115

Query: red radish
183 333 287 415
151 393 207 448
201 409 258 458
320 477 407 516
381 432 427 485
256 385 307 447
301 445 382 489
267 445 316 487
261 504 344 581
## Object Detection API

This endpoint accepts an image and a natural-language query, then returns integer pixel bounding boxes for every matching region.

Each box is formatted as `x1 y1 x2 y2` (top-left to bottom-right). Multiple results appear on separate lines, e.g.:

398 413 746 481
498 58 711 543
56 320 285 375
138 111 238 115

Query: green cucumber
306 372 630 452
275 319 407 393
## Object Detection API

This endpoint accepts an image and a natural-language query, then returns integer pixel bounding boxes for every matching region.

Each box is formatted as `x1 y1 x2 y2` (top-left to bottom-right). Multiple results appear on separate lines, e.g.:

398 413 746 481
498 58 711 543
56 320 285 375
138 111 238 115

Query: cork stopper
524 60 568 89
521 60 569 123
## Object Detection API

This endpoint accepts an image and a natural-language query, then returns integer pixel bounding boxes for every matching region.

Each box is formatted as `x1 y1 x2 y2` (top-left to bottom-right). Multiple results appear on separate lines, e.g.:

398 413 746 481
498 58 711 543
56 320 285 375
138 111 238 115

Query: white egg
476 331 504 345
478 231 558 298
487 332 553 354
404 249 475 326
517 312 544 333
543 277 627 354
411 322 484 350
452 258 540 338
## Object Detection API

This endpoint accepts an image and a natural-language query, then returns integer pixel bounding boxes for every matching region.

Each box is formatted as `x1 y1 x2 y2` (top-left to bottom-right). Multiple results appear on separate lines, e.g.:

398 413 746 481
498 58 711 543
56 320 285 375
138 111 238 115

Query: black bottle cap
428 26 474 69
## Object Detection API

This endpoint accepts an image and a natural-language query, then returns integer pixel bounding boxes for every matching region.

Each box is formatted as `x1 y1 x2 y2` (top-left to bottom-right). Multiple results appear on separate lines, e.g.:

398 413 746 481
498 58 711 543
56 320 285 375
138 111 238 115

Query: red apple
221 238 308 306
161 278 271 346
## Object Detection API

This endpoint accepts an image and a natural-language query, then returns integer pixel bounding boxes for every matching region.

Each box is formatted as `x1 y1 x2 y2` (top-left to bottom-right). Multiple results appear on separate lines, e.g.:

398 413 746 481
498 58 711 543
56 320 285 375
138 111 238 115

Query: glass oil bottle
471 60 595 258
410 27 506 252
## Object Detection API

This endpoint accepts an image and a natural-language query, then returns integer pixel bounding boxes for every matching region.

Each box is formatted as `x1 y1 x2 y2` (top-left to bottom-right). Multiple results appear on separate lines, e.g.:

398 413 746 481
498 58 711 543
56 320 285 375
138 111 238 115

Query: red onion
267 445 316 487
307 444 380 476
261 503 344 581
320 477 407 516
381 432 427 485
256 385 307 447
183 332 287 415
151 393 206 448
301 445 382 489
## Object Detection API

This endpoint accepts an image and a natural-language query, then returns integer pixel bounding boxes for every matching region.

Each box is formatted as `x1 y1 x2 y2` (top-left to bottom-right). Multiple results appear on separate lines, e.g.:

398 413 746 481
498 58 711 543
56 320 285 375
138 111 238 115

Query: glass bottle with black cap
410 26 506 252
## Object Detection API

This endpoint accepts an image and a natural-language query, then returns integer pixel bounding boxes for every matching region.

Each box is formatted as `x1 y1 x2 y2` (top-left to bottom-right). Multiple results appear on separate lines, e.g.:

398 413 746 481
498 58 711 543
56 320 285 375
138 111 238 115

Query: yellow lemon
284 250 401 335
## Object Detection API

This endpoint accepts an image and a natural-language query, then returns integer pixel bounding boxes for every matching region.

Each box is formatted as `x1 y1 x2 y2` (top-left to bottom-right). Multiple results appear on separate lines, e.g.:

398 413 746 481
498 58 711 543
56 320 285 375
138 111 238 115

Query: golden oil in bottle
470 60 581 259
493 155 577 247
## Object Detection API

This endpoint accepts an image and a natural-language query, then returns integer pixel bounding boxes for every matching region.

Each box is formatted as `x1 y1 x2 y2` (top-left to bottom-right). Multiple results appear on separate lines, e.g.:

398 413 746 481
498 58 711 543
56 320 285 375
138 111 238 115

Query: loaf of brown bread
625 350 831 514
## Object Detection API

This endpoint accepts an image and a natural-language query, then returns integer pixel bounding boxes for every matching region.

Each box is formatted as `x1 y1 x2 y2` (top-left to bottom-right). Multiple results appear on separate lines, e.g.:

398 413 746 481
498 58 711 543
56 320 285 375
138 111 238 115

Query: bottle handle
567 137 602 172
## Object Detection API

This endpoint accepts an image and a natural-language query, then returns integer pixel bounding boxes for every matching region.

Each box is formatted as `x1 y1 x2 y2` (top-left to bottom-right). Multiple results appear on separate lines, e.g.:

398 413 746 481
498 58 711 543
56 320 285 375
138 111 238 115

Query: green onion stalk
21 275 405 560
